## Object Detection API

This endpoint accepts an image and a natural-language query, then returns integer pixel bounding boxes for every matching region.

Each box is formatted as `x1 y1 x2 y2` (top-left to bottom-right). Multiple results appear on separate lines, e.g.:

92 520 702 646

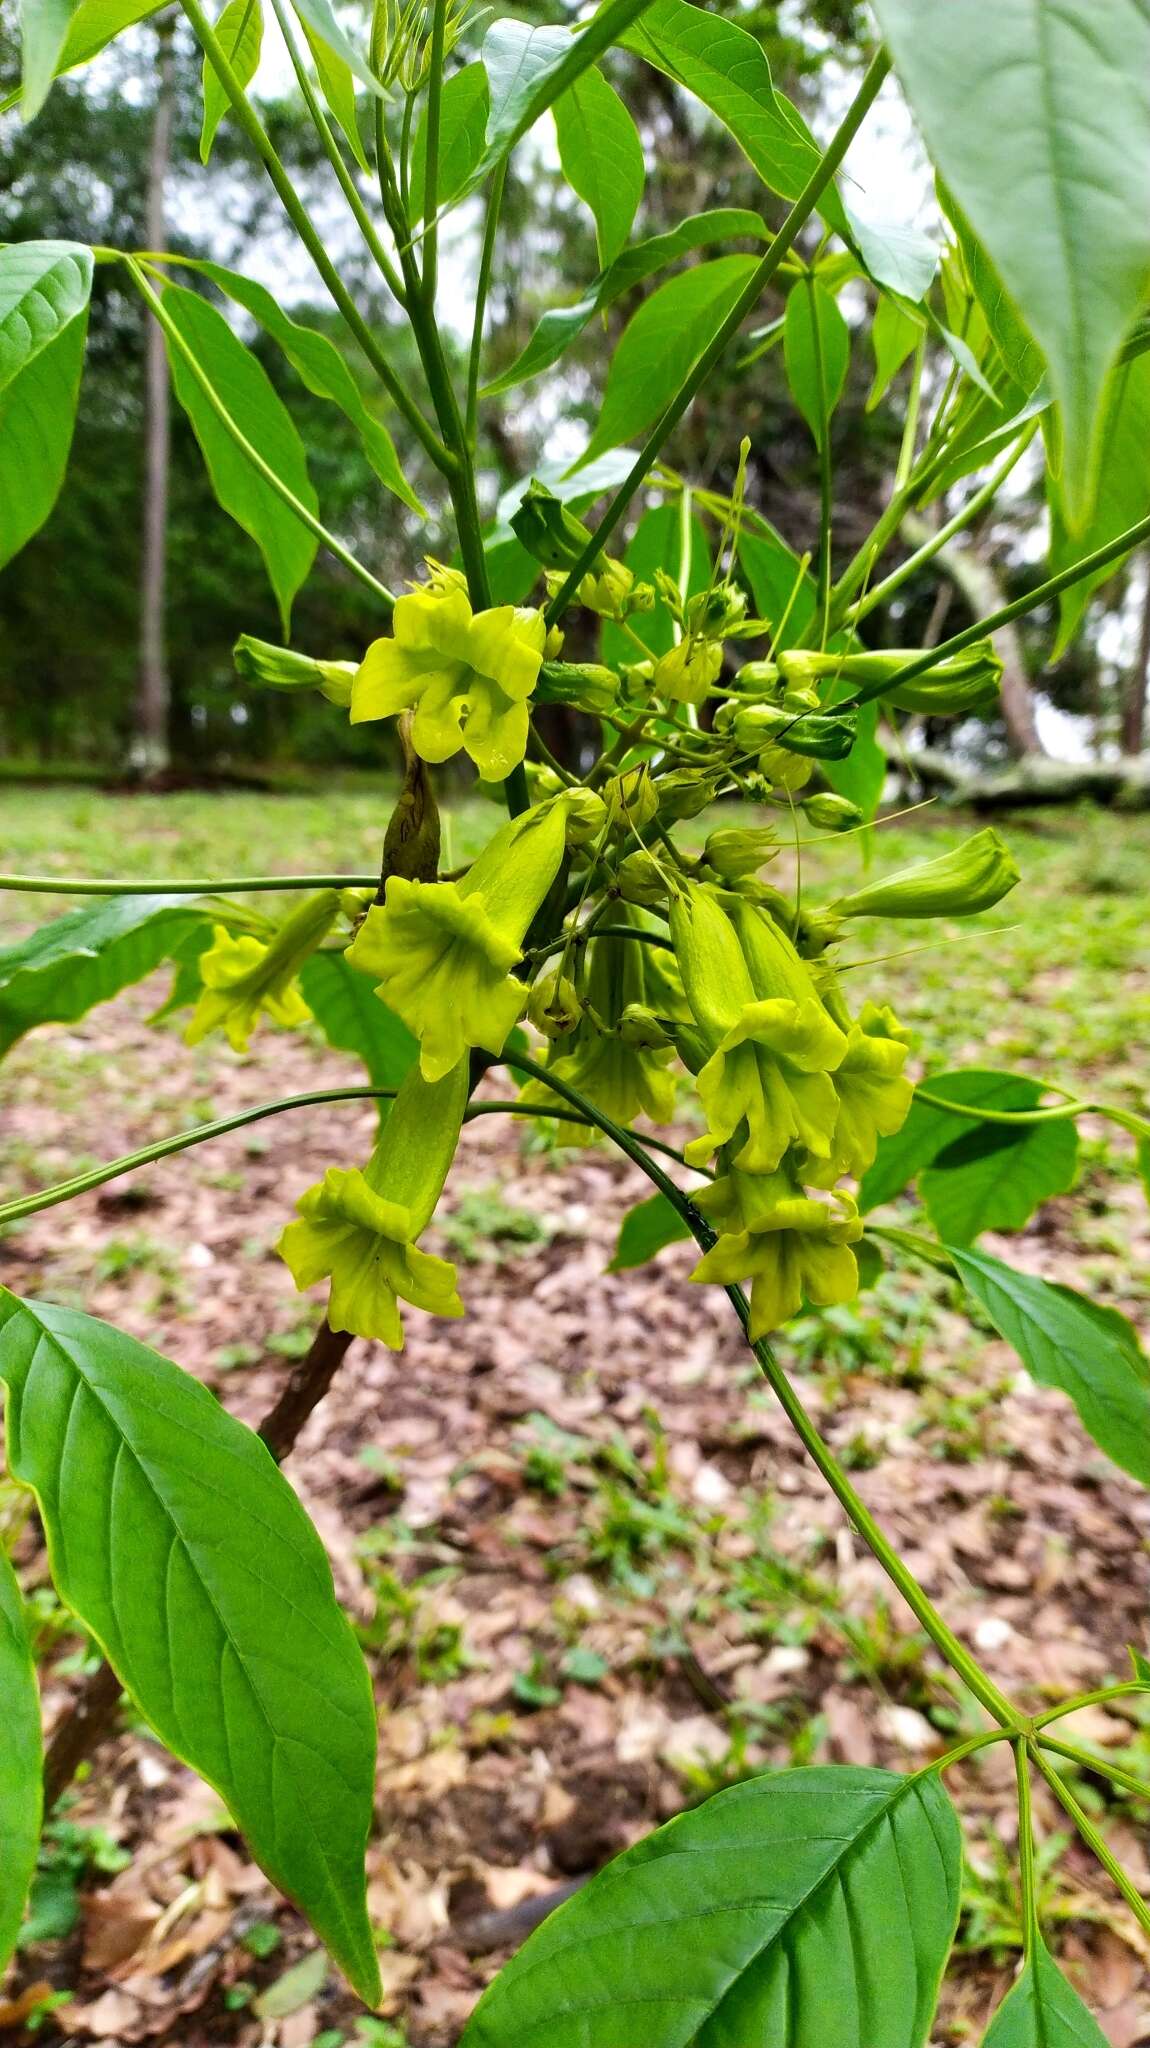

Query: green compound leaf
553 64 644 270
1050 352 1150 656
0 240 93 571
0 895 212 1059
981 1939 1109 2046
870 0 1150 527
161 280 318 634
0 1549 43 1976
580 254 758 466
410 61 489 220
460 1765 961 2047
950 1248 1150 1487
860 1069 1077 1234
0 1292 381 2003
784 278 851 448
608 1191 692 1272
299 950 418 1125
200 0 262 163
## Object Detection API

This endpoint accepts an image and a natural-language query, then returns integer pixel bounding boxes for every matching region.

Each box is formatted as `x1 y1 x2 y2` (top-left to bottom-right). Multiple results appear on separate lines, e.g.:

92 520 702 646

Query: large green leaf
580 254 758 466
285 0 379 96
485 207 768 396
189 262 423 515
0 1550 42 1975
473 0 657 192
554 64 644 270
784 278 850 447
1049 353 1150 656
0 1292 381 2002
0 896 211 1059
20 0 78 117
0 240 92 570
409 61 489 220
859 1069 1075 1230
950 1248 1150 1486
161 280 318 633
622 0 847 233
461 1764 961 2046
982 1942 1109 2046
871 0 1150 526
608 1192 691 1272
299 950 418 1123
51 0 159 73
200 0 262 163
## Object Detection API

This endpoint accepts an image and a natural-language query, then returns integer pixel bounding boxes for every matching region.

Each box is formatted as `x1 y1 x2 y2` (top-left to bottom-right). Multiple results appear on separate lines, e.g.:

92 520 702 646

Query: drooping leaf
188 261 423 515
950 1248 1150 1486
0 1292 381 2003
601 502 711 663
200 0 262 163
868 295 922 410
484 450 638 602
608 1191 692 1271
845 205 938 302
460 1764 961 2046
472 0 657 191
870 0 1150 526
302 22 369 173
1049 353 1150 655
0 1550 42 1976
981 1941 1109 2047
0 240 92 570
784 278 851 447
409 61 489 220
20 0 79 117
914 1080 1079 1245
860 1069 1073 1223
0 896 211 1059
579 255 758 466
54 0 160 73
161 280 318 633
299 950 418 1124
553 64 644 270
285 0 380 96
622 0 848 233
484 208 768 396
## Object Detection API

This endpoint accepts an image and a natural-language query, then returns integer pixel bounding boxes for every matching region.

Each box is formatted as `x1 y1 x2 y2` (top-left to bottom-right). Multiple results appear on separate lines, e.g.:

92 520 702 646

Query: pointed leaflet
859 1069 1074 1224
285 0 380 96
870 0 1150 527
462 1765 961 2046
20 0 79 117
0 1292 381 2002
301 23 370 173
189 261 423 514
868 296 922 410
784 279 850 448
0 896 212 1059
981 1940 1110 2046
409 62 489 220
200 0 262 162
608 1192 691 1271
468 0 658 195
0 1549 42 1976
1049 353 1150 655
3 0 158 113
485 208 768 396
579 255 759 466
950 1248 1150 1487
553 64 644 270
0 240 92 571
161 280 318 633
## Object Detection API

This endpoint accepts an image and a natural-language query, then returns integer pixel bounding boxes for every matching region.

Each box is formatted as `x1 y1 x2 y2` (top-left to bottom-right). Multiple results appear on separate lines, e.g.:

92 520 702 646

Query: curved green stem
467 160 507 445
914 1086 1084 1125
0 874 379 897
1014 1738 1040 1959
1033 1681 1150 1729
805 273 834 650
1039 1735 1150 1806
420 0 449 304
127 260 397 609
1030 1743 1150 1938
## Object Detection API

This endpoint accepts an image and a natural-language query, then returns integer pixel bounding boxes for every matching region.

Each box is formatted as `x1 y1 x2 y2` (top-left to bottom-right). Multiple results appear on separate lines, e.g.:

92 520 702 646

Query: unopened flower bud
604 764 658 832
733 659 783 700
616 849 667 906
618 1002 673 1049
653 638 723 707
528 970 584 1039
233 634 356 708
833 828 1020 920
511 480 594 568
684 583 748 639
562 787 608 847
703 827 780 880
339 887 374 923
536 660 618 713
544 625 565 659
777 642 1002 715
381 712 441 888
794 908 843 956
656 769 718 821
802 792 863 832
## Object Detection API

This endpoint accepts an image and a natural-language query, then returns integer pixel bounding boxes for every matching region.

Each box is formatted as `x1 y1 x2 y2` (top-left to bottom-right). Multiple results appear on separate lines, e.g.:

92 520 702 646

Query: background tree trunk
1121 557 1150 757
132 11 175 782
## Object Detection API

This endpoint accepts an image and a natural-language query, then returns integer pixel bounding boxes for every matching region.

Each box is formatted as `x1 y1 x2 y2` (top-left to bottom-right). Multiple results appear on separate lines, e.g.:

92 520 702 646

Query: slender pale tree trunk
133 12 175 782
1120 557 1150 757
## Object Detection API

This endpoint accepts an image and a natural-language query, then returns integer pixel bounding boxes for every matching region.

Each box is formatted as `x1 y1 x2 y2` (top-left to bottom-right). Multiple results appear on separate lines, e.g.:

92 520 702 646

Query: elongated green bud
833 828 1020 919
702 827 780 880
536 661 619 713
234 635 356 708
802 792 863 831
778 642 1002 715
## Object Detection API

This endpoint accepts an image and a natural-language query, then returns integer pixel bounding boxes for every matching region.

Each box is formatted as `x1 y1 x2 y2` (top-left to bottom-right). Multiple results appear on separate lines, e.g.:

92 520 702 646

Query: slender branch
177 0 450 472
127 260 398 609
1034 1681 1150 1729
806 274 834 649
1039 1735 1150 1807
0 873 379 896
543 49 892 627
1030 1744 1150 1939
420 0 449 305
467 161 507 446
1014 1738 1040 1959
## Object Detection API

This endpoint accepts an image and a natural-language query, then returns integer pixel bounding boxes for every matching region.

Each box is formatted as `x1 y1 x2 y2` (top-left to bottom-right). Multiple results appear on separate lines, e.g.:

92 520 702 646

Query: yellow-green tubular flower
615 849 668 908
670 885 846 1175
545 557 652 621
690 1166 862 1339
347 800 569 1081
832 828 1020 920
656 769 718 822
278 1057 467 1347
351 581 546 781
804 1002 913 1184
185 890 339 1053
561 786 609 847
523 909 676 1131
652 637 723 707
233 634 356 708
777 641 1002 715
702 827 780 881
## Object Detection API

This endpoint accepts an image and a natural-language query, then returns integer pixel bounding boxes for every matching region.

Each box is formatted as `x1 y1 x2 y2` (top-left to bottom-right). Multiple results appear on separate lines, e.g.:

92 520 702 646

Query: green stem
127 260 397 609
421 0 448 304
913 1087 1084 1125
467 160 507 445
0 874 378 895
1030 1743 1150 1939
1039 1735 1150 1806
1034 1681 1150 1729
806 274 834 650
892 334 925 495
178 0 449 472
845 422 1039 629
543 49 893 627
465 1100 693 1169
267 0 407 304
502 1048 1019 1730
1014 1738 1040 1959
